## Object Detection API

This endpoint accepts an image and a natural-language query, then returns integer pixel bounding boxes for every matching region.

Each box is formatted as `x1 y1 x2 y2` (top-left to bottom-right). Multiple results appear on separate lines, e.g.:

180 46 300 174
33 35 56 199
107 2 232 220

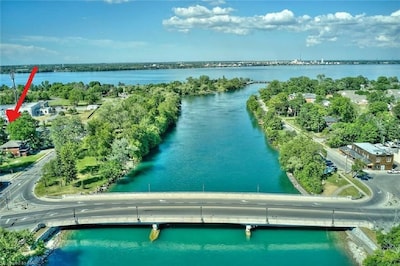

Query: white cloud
172 5 233 18
163 5 400 48
261 9 295 24
391 10 400 16
0 43 58 65
0 43 58 57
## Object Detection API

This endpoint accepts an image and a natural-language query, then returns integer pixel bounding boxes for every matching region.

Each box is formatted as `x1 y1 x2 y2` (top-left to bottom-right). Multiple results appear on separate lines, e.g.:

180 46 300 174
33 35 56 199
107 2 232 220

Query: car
387 169 400 174
355 172 370 180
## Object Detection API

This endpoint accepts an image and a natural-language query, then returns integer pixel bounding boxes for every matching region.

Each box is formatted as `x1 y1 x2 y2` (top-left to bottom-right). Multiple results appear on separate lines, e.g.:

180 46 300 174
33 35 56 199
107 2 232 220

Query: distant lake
1 64 399 86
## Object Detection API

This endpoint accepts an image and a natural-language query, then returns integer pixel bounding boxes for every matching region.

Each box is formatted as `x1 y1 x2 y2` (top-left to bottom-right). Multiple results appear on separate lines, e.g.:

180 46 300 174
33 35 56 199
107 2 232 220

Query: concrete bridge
1 192 397 233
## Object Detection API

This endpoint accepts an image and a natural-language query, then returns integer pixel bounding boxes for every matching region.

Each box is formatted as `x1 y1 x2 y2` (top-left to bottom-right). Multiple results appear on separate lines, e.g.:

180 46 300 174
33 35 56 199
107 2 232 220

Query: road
0 150 56 210
0 191 398 230
0 147 399 231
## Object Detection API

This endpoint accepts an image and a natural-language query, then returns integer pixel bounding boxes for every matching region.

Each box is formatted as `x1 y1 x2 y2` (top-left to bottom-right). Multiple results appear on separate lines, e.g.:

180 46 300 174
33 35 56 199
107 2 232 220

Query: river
3 64 398 265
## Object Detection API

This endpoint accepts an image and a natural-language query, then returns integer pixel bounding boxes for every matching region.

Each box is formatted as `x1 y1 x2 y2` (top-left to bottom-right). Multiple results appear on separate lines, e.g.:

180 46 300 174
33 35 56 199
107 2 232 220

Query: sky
0 0 399 65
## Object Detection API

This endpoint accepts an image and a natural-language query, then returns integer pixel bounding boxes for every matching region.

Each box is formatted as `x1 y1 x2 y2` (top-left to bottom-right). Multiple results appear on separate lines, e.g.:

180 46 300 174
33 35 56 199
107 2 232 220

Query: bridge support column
245 225 252 238
149 224 160 242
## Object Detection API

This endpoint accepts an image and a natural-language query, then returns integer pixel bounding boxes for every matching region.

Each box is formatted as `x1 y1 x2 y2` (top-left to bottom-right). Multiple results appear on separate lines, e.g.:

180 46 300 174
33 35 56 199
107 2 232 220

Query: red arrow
6 66 39 123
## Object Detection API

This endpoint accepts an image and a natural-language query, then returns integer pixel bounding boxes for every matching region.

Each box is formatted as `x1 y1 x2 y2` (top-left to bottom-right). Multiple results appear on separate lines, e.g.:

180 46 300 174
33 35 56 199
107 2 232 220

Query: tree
364 225 400 266
392 102 400 121
0 121 8 145
351 159 366 177
6 112 39 150
297 103 326 132
69 88 84 106
368 101 388 115
42 157 62 187
267 92 288 115
59 142 78 185
329 95 356 123
0 227 36 266
288 93 306 117
280 136 325 194
108 137 132 167
50 116 84 151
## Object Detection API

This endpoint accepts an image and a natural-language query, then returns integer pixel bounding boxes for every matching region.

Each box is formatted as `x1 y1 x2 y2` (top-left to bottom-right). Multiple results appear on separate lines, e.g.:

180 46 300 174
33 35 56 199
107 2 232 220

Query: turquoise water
44 65 400 266
47 84 351 266
49 227 349 266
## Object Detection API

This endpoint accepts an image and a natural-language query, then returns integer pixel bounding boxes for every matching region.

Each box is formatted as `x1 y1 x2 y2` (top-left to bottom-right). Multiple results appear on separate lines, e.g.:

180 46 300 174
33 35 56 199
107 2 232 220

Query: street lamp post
10 71 17 104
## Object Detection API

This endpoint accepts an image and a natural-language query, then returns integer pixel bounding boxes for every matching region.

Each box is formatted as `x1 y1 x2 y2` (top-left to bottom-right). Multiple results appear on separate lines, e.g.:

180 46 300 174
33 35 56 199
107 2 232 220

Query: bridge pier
245 225 252 238
149 224 160 242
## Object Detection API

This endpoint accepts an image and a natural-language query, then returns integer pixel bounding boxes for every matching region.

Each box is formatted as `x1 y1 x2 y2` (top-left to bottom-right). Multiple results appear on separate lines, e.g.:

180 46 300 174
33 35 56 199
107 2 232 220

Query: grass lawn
0 151 48 173
48 98 70 106
347 176 372 197
338 186 361 198
35 156 105 197
322 173 351 196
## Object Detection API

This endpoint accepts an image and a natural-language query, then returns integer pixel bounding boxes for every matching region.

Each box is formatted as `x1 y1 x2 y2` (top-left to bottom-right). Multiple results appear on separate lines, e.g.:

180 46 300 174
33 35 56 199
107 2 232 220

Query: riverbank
27 228 67 266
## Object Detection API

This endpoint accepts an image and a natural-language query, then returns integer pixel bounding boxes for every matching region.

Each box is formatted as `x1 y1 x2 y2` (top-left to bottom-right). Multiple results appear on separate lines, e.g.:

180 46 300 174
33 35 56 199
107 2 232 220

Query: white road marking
6 219 10 224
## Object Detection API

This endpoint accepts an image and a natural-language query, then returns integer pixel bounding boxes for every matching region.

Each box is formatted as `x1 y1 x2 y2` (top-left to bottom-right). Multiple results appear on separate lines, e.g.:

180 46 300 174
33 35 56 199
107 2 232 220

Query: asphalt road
0 191 398 230
0 148 399 231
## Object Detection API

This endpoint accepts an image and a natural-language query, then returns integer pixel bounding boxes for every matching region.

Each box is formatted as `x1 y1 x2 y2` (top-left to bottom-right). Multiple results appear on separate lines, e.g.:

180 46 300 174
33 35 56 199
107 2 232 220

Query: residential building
0 140 29 156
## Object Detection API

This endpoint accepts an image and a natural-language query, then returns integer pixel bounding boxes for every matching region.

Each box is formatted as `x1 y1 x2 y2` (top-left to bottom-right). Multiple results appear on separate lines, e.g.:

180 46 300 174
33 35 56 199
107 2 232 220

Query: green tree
0 121 8 145
59 142 78 185
392 102 400 121
50 116 84 151
6 112 39 150
69 88 84 106
280 136 325 194
42 157 62 187
267 92 288 115
329 95 357 123
364 225 400 266
0 228 35 266
108 137 132 167
368 101 388 115
351 159 366 177
297 103 326 132
288 93 306 116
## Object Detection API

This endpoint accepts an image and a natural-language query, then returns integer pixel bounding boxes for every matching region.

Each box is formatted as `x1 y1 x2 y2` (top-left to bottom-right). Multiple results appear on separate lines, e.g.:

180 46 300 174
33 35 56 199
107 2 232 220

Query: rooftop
354 142 393 156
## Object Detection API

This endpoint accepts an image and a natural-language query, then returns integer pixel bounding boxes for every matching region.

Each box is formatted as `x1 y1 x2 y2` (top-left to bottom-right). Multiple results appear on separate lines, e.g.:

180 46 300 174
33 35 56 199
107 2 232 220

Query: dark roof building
0 140 29 157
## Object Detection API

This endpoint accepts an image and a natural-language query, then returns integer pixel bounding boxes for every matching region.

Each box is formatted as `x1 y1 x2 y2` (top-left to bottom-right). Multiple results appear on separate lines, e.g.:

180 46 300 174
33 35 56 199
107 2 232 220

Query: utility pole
10 71 17 104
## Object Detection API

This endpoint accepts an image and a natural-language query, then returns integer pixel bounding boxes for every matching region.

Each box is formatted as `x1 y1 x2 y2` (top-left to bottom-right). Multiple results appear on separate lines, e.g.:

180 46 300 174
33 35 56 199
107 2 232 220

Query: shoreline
286 171 377 266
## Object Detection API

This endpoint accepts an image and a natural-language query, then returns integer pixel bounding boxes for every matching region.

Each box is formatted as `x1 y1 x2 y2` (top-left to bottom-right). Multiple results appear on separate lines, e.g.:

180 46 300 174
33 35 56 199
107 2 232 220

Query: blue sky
1 0 399 65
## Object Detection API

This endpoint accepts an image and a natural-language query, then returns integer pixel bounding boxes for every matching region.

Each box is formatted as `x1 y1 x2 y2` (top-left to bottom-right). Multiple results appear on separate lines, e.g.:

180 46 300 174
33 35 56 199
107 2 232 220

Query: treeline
258 75 400 147
0 76 248 105
0 227 45 266
0 81 114 105
247 95 326 194
2 61 400 74
364 225 400 265
37 76 247 192
247 74 400 194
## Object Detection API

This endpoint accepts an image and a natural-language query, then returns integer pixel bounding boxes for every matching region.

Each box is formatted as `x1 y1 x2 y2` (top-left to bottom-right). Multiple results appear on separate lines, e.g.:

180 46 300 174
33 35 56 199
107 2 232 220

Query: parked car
387 169 400 174
355 172 370 180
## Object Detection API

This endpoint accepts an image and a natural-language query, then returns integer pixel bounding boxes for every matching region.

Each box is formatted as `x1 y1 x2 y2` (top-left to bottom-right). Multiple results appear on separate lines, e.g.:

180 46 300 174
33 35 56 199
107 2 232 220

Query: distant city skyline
1 0 399 65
